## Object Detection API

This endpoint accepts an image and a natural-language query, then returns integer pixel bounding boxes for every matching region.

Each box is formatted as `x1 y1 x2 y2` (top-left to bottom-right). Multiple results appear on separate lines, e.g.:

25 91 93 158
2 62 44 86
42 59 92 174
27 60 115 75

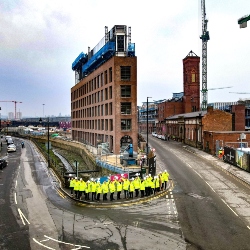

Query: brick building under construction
71 25 137 154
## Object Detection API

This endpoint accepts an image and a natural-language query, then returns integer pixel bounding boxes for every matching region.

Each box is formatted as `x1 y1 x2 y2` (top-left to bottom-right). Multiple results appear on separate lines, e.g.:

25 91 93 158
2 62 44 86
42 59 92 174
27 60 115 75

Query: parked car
7 144 16 152
0 158 8 169
161 135 166 140
157 134 162 139
152 132 157 137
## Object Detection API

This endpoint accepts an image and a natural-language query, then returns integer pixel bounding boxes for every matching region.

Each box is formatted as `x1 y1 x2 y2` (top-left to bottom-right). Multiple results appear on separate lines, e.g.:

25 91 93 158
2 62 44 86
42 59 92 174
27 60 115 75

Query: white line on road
17 208 30 225
205 181 216 192
44 235 90 249
33 238 55 250
221 199 238 217
14 192 17 204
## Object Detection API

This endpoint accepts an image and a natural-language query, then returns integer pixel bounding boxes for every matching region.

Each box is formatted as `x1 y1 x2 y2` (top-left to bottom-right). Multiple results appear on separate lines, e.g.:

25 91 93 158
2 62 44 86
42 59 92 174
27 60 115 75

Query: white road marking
17 208 30 225
221 199 238 217
33 238 55 250
14 192 17 204
205 181 216 192
44 235 90 249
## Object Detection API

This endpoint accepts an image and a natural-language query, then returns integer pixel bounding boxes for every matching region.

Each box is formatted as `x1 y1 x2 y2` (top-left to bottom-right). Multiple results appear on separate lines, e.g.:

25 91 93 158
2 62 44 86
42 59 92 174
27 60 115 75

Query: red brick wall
231 104 245 131
165 102 184 117
203 131 250 155
203 107 232 131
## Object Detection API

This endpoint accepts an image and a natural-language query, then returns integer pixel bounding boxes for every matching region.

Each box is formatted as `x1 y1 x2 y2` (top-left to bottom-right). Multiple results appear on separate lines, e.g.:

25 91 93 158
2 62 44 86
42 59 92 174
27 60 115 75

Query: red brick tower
183 51 200 113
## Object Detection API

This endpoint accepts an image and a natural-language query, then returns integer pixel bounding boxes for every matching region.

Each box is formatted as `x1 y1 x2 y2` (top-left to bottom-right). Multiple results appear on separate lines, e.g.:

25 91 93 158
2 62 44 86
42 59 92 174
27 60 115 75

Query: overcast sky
0 0 249 117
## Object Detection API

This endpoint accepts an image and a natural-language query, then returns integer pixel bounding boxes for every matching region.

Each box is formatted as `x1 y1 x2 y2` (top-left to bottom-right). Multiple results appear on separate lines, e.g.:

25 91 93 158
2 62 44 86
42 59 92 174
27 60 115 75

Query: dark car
0 158 8 170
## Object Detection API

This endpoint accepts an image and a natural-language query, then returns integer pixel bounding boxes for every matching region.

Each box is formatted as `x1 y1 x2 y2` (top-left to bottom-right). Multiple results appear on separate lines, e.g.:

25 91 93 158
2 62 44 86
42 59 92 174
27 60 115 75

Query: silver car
7 144 16 152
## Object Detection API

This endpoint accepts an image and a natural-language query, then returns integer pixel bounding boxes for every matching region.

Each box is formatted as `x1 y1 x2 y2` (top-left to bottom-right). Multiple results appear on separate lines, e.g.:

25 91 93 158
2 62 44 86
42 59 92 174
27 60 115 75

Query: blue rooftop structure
72 25 135 84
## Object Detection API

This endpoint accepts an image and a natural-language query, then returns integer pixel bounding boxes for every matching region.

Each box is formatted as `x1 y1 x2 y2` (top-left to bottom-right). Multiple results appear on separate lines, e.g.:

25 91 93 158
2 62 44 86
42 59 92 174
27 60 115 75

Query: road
1 136 250 249
149 135 250 250
0 137 186 250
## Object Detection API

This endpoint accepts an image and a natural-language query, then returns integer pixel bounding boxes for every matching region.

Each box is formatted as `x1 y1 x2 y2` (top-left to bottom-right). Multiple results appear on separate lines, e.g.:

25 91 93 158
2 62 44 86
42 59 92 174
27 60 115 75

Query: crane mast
0 101 22 120
200 0 210 111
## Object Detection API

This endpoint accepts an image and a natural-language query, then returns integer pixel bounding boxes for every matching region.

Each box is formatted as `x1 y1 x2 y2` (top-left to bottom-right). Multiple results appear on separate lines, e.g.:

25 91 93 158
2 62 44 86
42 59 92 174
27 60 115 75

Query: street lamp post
146 97 152 165
47 117 50 168
39 117 50 168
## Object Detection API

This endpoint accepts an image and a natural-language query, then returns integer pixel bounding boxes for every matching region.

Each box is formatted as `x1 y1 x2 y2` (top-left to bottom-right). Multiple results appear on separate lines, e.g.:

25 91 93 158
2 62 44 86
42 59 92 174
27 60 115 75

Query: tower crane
200 0 210 111
0 101 22 120
229 92 250 94
208 86 232 90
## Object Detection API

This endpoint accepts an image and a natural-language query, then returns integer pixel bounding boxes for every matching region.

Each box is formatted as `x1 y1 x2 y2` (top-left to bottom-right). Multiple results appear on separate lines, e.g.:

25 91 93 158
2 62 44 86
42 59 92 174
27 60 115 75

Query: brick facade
203 106 232 132
231 104 245 131
71 56 138 154
203 131 250 155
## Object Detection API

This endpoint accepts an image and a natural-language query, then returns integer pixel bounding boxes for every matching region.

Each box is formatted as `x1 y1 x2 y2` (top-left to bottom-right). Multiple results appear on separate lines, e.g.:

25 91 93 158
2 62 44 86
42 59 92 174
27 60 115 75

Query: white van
5 136 12 142
7 138 14 145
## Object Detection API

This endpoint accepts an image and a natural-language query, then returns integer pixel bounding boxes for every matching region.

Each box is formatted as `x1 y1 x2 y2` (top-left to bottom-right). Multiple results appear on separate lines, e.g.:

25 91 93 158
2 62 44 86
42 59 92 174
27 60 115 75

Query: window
192 73 195 82
117 35 125 52
121 66 131 81
109 86 112 99
121 102 131 114
109 119 113 131
104 70 108 84
121 119 131 130
121 85 131 97
109 67 112 83
105 119 108 131
109 103 112 115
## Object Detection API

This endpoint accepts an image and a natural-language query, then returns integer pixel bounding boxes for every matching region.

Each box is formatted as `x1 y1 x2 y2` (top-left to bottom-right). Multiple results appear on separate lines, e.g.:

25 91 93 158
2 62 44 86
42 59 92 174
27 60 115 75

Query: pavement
184 145 250 187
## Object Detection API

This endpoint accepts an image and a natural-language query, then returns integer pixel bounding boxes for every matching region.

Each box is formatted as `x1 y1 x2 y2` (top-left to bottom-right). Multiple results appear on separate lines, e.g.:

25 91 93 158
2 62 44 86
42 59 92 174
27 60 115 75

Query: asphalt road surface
149 136 250 250
1 136 250 250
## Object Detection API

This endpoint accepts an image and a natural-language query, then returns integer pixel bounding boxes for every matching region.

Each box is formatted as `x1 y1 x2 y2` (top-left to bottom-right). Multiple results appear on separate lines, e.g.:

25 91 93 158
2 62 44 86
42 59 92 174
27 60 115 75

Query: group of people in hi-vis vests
68 170 170 202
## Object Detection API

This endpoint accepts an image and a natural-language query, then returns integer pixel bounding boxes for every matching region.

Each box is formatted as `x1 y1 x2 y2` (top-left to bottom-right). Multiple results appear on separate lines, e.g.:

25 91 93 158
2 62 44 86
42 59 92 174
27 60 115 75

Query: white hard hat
80 178 82 180
149 174 151 176
132 178 134 180
75 177 77 179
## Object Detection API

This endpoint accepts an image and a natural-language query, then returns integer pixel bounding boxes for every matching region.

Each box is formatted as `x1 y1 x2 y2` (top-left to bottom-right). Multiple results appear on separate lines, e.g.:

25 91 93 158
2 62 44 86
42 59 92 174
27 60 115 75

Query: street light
42 104 45 117
146 97 152 164
39 117 50 168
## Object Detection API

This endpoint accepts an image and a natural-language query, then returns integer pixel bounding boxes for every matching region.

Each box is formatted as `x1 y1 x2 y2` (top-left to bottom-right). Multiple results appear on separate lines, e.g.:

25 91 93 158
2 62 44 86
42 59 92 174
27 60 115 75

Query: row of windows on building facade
72 101 132 119
72 118 132 131
71 85 131 111
72 66 131 100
